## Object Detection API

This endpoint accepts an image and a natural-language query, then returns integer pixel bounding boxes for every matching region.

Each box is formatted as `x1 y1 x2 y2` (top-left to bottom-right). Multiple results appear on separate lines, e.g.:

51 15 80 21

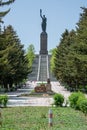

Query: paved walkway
5 81 71 107
8 97 53 107
51 82 71 99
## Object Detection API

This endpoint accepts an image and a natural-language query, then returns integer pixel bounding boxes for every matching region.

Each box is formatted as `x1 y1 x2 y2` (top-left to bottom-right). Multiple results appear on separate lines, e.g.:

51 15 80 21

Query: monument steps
28 54 57 82
38 55 47 81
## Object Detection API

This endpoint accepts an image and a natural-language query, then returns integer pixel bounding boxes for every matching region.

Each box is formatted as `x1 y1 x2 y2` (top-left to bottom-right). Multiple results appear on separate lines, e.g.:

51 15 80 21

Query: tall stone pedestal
40 32 48 54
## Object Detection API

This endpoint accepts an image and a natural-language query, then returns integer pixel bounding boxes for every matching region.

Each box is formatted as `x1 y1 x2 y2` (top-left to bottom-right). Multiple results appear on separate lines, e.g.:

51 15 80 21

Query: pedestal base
40 32 48 55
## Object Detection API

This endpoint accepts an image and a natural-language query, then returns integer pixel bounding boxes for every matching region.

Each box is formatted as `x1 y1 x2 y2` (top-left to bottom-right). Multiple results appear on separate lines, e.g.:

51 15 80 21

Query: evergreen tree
72 7 87 88
0 25 29 90
0 32 9 86
53 7 87 91
53 29 76 88
0 0 15 23
0 0 15 86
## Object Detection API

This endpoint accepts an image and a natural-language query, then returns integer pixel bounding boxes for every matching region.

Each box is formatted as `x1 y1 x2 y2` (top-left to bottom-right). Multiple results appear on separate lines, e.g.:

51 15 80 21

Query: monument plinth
40 32 48 54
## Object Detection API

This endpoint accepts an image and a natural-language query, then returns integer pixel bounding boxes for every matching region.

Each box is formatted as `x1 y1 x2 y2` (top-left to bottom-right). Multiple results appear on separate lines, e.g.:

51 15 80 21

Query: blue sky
2 0 87 53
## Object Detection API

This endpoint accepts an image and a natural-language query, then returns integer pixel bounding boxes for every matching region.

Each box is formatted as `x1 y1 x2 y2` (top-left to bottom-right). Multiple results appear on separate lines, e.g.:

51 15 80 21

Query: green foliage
52 7 87 91
0 25 29 89
0 95 8 107
77 96 86 110
0 0 15 6
69 92 85 109
50 48 57 72
0 0 15 23
69 92 87 115
26 44 35 71
78 98 87 116
53 93 64 107
53 29 76 82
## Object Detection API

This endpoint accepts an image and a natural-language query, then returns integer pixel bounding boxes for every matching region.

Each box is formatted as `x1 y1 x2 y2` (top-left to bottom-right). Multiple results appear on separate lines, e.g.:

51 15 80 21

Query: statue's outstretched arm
40 9 43 18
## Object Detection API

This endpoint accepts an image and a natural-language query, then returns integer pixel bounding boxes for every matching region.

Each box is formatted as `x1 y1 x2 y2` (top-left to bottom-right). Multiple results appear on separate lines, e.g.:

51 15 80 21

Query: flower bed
35 84 46 93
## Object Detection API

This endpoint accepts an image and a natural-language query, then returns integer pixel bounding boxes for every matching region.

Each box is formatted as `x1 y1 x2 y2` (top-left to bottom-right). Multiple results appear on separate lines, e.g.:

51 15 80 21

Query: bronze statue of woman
40 9 47 32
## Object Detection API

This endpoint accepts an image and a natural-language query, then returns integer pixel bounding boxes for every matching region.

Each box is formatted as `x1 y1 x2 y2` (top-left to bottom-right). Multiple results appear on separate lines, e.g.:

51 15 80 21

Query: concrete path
8 97 53 107
51 82 71 100
6 81 71 107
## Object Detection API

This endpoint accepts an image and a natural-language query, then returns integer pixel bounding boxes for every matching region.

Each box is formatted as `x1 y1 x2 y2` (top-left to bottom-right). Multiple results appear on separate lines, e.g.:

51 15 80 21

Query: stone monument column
40 32 48 54
40 9 48 54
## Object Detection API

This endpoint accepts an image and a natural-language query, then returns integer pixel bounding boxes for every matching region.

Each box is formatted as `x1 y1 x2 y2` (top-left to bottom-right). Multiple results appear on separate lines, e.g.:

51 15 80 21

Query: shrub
69 92 85 109
78 98 87 115
76 96 85 110
53 93 64 107
0 95 8 107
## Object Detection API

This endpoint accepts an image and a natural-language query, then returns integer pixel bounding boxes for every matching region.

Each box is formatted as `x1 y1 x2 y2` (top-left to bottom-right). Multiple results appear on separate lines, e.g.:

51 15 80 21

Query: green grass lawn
0 107 87 130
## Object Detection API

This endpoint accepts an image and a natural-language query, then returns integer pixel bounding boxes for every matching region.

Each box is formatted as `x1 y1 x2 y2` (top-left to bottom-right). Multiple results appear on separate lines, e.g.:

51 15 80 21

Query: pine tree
4 25 29 89
73 7 87 88
53 7 87 91
53 29 76 89
0 0 15 24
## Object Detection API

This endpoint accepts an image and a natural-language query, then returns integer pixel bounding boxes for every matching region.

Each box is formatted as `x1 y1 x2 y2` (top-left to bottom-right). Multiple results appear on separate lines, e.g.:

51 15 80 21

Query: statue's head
43 15 45 18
